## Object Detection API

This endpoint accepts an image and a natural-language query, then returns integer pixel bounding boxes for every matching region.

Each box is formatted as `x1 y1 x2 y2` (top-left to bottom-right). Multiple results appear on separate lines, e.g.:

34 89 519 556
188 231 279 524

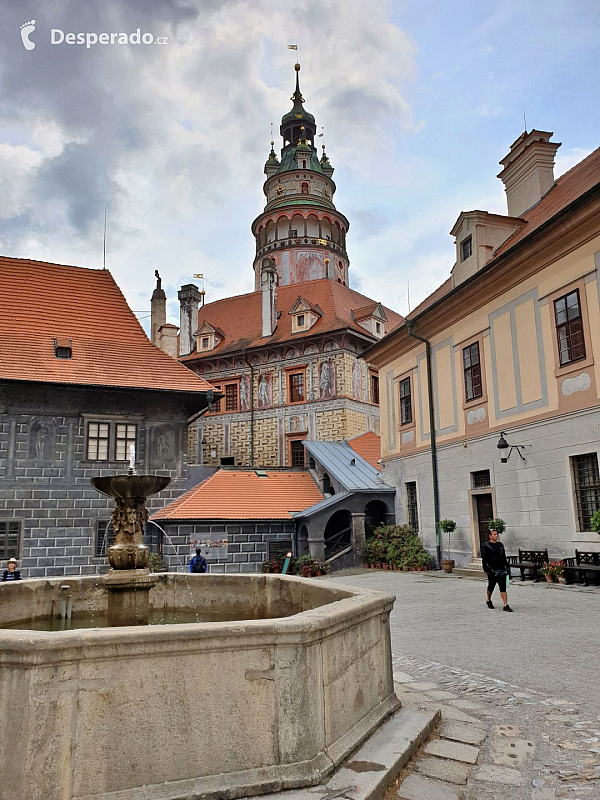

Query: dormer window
375 322 382 335
201 337 210 349
461 236 473 261
54 338 72 359
297 314 305 327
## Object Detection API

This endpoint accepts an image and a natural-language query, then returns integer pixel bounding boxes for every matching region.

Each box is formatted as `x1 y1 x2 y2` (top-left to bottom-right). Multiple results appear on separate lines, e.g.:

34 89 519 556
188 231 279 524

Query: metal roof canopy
303 440 393 492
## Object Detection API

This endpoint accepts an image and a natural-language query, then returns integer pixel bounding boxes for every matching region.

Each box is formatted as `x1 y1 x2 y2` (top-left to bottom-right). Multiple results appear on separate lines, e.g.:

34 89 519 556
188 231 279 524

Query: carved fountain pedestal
91 474 171 626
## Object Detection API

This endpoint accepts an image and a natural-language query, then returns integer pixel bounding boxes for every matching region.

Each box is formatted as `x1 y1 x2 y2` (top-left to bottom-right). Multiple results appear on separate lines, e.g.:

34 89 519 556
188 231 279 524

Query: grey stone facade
156 520 296 573
383 407 600 566
0 380 203 577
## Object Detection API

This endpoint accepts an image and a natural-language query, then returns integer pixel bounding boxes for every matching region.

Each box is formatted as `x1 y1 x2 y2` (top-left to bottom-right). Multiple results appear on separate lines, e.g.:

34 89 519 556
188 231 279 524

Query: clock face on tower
275 184 285 196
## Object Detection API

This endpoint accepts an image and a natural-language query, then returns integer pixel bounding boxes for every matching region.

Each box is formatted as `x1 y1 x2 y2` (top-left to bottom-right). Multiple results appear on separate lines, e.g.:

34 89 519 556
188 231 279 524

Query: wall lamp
496 431 529 464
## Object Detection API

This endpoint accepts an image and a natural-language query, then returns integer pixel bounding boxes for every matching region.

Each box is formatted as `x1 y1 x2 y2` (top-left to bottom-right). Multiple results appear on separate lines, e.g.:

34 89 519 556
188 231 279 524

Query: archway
297 525 309 557
324 510 352 560
364 500 388 538
322 473 334 496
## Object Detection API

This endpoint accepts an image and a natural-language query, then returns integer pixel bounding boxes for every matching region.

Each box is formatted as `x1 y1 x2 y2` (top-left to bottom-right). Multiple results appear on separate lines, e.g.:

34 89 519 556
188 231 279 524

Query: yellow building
366 132 600 568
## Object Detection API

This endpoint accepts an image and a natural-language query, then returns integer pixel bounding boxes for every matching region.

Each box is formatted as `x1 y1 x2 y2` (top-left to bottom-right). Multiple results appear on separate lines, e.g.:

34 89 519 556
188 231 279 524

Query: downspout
241 350 255 467
405 320 442 569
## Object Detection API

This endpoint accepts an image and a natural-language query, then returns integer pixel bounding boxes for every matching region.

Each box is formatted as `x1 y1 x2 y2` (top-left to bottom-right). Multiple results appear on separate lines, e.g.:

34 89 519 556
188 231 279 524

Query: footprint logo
20 20 36 51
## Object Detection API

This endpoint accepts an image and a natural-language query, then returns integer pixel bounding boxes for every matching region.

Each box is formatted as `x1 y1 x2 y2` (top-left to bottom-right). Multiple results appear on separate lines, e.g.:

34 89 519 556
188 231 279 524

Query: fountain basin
90 474 171 499
0 573 398 800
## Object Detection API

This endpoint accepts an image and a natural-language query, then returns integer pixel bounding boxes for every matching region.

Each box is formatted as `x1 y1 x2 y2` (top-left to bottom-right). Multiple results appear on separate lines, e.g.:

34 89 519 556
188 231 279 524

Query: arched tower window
302 160 306 169
301 182 309 195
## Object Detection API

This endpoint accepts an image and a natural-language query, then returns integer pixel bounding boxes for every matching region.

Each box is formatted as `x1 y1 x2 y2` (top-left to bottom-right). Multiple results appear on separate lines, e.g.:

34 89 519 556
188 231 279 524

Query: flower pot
441 559 455 574
402 566 409 572
557 575 566 584
383 564 390 570
544 573 556 583
375 562 382 570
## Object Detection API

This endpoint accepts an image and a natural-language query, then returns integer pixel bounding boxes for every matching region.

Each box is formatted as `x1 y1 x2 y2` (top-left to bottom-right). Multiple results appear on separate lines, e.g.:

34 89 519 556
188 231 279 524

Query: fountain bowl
90 474 171 498
0 573 398 800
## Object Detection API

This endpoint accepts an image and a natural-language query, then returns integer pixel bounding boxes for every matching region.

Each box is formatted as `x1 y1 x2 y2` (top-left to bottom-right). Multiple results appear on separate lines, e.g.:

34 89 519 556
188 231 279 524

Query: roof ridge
0 254 109 273
554 145 600 185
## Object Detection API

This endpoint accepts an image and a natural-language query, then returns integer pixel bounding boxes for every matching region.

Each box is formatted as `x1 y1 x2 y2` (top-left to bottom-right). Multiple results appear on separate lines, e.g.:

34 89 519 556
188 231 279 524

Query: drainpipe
405 320 442 569
241 350 255 467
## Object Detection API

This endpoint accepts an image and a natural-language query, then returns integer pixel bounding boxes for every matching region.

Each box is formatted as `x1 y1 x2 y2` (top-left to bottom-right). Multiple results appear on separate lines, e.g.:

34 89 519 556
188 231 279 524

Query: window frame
86 421 110 462
0 519 22 560
224 383 239 413
405 482 419 532
554 288 586 367
288 370 306 404
571 453 600 532
463 341 483 402
399 376 412 425
115 423 137 462
460 236 472 262
289 438 306 468
370 372 380 405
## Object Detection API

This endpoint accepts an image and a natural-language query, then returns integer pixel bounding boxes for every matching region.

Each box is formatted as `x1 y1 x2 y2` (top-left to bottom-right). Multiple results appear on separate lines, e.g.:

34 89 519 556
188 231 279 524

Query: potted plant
439 519 456 573
591 509 600 536
541 562 557 583
554 560 566 584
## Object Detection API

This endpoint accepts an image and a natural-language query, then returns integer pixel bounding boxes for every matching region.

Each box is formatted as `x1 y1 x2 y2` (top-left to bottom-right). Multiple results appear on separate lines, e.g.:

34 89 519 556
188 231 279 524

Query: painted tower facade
251 63 350 290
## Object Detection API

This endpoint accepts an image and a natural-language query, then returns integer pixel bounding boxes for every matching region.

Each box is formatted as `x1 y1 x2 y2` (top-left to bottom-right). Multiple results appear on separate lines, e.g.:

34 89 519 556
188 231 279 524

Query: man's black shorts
487 571 508 593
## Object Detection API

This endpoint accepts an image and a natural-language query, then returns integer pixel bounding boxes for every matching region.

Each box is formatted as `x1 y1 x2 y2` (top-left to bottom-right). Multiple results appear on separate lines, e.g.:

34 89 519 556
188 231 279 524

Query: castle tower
251 64 350 290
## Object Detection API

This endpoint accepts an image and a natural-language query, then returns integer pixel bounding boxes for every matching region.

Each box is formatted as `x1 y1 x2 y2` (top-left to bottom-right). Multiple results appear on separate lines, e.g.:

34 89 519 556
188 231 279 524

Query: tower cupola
280 64 316 146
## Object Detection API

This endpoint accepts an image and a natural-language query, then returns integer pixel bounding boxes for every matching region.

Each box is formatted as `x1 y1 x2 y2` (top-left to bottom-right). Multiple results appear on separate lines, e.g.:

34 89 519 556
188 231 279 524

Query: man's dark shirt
481 541 508 574
1 569 21 581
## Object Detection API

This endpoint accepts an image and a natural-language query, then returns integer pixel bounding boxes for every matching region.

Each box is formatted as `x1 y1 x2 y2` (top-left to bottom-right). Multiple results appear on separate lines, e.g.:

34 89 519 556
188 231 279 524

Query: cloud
475 102 503 118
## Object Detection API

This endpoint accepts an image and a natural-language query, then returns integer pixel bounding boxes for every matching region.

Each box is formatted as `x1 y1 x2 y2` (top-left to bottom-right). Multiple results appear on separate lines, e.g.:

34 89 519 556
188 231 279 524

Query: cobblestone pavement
326 570 600 799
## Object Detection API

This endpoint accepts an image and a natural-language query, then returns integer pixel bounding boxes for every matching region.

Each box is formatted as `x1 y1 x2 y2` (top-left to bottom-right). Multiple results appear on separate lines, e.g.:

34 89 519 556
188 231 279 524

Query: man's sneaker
486 600 494 609
503 605 513 612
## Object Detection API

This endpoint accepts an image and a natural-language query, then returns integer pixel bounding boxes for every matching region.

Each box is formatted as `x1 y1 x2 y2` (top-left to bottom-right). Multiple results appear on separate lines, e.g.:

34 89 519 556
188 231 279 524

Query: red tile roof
494 146 600 256
181 278 403 360
406 146 600 322
0 256 215 394
152 469 324 520
347 431 382 469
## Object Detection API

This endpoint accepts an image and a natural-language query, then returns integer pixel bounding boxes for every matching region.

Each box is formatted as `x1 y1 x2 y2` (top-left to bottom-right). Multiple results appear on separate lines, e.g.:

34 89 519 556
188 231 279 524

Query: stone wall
383 407 600 565
0 382 197 578
158 519 296 573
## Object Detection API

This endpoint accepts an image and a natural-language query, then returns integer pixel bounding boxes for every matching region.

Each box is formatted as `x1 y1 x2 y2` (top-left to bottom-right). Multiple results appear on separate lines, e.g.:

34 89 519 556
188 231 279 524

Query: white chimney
178 284 202 356
150 270 166 345
260 258 278 338
497 130 561 217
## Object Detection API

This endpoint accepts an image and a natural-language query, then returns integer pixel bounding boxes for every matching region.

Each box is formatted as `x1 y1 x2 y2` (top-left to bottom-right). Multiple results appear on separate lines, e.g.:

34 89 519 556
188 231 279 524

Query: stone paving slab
414 755 471 784
396 773 461 799
424 739 480 764
439 720 487 746
473 765 524 786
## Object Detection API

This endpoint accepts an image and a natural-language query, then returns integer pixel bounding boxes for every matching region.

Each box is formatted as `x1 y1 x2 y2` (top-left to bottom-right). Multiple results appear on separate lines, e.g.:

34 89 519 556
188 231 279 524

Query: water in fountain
146 519 201 623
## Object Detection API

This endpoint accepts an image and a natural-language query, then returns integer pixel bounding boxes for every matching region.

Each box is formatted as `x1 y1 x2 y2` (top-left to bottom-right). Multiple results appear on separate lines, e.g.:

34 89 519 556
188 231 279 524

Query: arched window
302 160 306 169
301 182 309 195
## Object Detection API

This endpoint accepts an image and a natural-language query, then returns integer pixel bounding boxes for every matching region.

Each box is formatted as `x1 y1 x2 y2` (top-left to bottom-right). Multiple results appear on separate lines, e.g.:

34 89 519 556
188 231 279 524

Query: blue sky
0 0 598 328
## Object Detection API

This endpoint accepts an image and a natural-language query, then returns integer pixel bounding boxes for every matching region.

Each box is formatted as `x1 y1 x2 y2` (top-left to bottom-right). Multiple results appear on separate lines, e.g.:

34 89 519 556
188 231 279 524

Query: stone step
453 567 485 579
259 704 441 800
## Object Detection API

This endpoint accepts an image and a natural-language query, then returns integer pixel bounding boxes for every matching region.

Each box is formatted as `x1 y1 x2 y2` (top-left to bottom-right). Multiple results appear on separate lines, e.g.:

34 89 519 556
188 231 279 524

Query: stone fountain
90 472 170 626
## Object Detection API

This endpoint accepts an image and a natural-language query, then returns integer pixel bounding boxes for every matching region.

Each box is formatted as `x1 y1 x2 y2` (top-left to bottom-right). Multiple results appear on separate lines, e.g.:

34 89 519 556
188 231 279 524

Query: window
201 337 210 349
472 469 491 488
225 384 238 412
87 422 110 461
375 321 382 335
554 289 586 366
95 520 115 558
115 424 137 462
572 453 600 531
399 377 412 425
291 229 298 237
461 236 472 261
268 539 293 560
297 314 305 327
290 440 305 467
301 182 309 194
463 342 483 401
54 339 72 358
209 385 222 414
371 374 380 405
406 482 419 532
289 372 305 403
0 520 21 560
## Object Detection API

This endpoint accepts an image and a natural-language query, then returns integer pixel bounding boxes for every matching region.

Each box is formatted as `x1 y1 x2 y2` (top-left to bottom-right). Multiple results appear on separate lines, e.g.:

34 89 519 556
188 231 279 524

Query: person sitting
1 558 22 582
189 547 207 574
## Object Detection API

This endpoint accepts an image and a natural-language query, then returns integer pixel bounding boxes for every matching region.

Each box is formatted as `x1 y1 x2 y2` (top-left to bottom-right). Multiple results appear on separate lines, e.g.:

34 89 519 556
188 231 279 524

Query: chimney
497 130 561 217
178 283 202 356
260 258 278 338
158 324 178 359
150 270 166 345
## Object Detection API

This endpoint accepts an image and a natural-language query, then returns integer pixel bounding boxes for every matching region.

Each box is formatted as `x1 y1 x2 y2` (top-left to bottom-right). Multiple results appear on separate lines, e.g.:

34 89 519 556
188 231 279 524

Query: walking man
189 547 207 574
481 529 513 612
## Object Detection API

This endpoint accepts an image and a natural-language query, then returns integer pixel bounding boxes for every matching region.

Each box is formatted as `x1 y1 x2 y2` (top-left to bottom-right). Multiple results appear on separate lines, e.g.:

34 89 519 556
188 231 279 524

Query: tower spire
293 62 302 102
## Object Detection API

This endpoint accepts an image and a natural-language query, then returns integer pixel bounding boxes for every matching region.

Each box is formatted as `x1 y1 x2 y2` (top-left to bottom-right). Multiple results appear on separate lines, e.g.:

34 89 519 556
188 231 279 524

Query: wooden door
475 494 494 554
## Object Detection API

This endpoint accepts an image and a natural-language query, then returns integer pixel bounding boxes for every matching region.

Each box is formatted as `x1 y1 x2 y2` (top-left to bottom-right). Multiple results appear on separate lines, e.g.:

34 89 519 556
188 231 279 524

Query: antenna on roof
523 112 527 133
407 279 411 314
103 207 107 269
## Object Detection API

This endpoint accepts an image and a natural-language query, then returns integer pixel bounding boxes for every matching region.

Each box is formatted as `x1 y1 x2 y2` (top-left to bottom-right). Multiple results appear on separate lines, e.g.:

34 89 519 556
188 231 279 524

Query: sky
0 0 598 330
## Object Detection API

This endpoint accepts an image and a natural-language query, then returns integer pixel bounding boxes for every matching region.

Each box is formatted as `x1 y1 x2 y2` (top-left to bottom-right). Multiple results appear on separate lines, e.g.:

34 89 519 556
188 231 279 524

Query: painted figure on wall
258 372 272 408
320 360 335 399
352 361 362 400
295 252 322 283
29 418 55 462
240 375 250 411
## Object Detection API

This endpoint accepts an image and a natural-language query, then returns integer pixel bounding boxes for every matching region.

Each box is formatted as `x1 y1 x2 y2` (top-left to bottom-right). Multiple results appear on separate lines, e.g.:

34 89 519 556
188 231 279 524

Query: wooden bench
507 549 548 582
562 551 600 586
